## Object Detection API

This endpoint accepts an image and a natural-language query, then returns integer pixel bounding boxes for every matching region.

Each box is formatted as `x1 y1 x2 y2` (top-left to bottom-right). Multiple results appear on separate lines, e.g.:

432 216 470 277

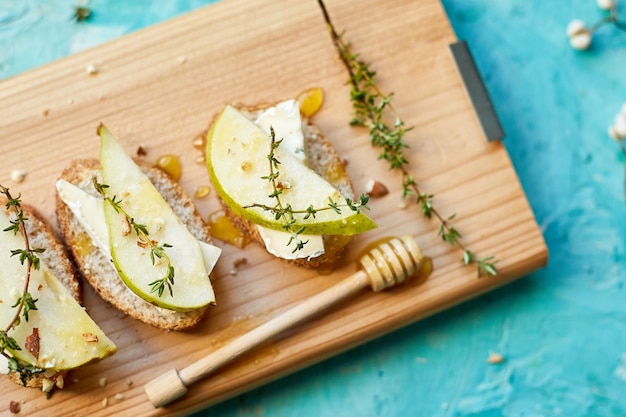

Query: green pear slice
0 212 116 371
99 125 215 311
206 105 377 236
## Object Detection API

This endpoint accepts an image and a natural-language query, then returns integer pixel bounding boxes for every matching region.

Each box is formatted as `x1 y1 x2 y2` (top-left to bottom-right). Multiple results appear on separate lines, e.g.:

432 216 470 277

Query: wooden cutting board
0 0 547 415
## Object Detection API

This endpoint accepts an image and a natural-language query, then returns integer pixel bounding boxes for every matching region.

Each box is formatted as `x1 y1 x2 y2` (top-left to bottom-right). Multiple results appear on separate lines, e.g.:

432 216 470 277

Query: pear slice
0 211 116 371
56 179 221 278
99 125 216 311
206 105 377 236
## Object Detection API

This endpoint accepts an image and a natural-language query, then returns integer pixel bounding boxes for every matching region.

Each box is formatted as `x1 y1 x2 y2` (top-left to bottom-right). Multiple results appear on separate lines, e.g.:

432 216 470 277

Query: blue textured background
2 1 626 416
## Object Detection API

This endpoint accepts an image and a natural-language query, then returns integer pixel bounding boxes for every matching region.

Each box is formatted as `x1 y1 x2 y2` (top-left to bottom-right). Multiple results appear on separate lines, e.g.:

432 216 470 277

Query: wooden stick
145 235 422 408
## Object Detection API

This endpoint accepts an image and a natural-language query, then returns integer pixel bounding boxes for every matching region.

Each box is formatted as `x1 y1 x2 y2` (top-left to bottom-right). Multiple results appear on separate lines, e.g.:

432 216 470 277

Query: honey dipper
145 235 423 408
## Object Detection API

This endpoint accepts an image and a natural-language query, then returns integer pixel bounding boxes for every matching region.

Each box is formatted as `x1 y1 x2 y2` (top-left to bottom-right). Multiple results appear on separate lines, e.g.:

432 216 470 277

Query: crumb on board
9 401 20 414
365 179 389 198
136 145 147 157
86 64 99 75
114 393 125 401
233 257 248 268
102 397 108 407
99 377 107 388
11 170 26 183
229 257 248 275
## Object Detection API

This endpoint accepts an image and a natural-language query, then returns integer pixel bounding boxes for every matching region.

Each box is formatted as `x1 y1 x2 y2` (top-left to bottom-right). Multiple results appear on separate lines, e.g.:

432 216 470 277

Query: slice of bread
2 203 80 389
56 159 212 331
211 103 355 269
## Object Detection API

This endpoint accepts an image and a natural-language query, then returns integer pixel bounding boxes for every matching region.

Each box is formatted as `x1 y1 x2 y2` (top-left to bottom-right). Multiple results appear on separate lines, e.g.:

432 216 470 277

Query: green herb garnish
0 185 44 385
244 127 370 253
93 179 175 297
318 0 497 277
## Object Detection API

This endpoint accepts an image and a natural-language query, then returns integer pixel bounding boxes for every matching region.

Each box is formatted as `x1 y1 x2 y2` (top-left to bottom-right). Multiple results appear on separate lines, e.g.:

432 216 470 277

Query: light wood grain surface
0 0 547 415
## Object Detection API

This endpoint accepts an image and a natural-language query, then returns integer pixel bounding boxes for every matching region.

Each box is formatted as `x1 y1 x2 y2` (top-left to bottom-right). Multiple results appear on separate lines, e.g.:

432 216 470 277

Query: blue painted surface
3 1 626 416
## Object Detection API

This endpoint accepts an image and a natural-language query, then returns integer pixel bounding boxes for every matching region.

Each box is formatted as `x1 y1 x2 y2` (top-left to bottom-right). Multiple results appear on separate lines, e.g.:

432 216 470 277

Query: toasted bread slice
2 203 80 390
212 103 354 269
56 159 212 331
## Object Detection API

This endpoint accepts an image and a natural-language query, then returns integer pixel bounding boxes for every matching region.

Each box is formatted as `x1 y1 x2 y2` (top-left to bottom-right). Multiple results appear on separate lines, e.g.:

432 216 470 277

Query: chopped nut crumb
487 352 504 364
9 400 20 414
136 145 147 157
25 328 40 359
192 135 205 149
10 170 26 183
276 180 292 190
56 374 65 389
120 215 132 237
82 333 99 343
99 377 107 388
178 56 187 64
126 379 134 387
102 397 109 407
114 393 125 401
42 378 55 393
365 180 389 198
42 109 49 117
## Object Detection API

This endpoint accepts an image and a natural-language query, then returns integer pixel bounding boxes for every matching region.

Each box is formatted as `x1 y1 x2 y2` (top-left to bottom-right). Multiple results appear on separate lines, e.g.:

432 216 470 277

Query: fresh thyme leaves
317 0 497 277
93 178 175 297
243 127 370 253
0 185 44 384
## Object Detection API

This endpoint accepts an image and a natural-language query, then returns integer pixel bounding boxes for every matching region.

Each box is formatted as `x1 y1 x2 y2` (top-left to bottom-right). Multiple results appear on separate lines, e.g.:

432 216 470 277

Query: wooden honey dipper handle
145 235 423 408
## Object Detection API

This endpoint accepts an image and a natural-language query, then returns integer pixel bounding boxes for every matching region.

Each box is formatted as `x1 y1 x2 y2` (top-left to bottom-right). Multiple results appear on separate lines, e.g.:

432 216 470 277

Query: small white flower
567 19 586 37
569 32 592 50
566 20 592 50
609 125 620 140
597 0 614 10
621 103 626 118
614 115 626 138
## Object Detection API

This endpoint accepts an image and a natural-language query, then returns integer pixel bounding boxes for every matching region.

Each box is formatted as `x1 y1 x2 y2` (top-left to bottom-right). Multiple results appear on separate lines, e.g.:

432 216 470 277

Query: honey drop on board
296 87 324 118
156 154 182 180
194 185 211 199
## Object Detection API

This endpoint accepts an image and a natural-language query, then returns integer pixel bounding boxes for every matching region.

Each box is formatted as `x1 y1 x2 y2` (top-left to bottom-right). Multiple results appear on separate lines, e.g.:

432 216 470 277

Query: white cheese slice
254 100 325 260
255 99 307 163
56 180 221 275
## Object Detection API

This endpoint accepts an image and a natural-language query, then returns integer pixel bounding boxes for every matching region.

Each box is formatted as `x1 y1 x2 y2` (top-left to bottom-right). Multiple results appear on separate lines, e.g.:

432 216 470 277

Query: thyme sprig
0 185 44 385
93 179 175 297
243 127 370 253
318 0 497 277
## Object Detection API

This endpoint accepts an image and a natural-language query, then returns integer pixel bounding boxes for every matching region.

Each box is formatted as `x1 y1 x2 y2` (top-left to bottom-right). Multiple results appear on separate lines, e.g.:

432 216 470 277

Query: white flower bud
569 32 592 50
597 0 614 10
567 19 586 37
614 116 626 138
